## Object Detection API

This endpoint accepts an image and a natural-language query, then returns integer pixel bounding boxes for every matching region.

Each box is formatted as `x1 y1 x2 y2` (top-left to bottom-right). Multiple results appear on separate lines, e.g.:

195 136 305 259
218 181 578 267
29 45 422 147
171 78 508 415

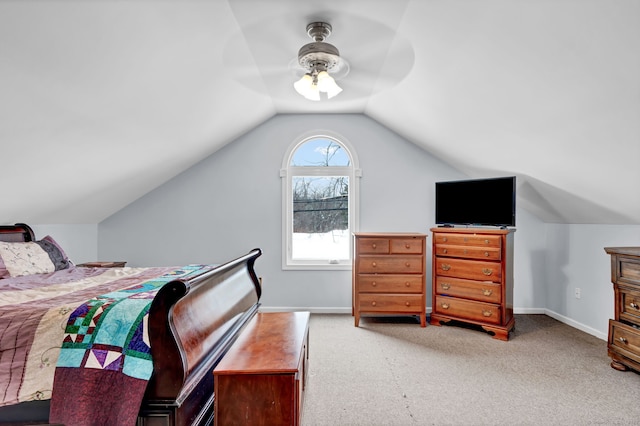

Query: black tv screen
435 176 516 227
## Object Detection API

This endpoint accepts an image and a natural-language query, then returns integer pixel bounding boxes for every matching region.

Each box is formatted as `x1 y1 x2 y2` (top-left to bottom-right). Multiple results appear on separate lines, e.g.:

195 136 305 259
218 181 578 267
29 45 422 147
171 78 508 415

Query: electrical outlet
575 287 581 299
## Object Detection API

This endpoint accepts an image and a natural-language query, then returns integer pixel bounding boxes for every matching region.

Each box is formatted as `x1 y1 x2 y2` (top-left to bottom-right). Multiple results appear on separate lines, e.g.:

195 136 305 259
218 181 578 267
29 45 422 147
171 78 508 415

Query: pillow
0 235 71 278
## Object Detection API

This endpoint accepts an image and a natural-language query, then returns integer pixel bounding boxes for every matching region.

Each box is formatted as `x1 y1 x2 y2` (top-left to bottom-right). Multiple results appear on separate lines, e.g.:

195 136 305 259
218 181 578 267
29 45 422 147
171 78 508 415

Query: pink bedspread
0 266 175 408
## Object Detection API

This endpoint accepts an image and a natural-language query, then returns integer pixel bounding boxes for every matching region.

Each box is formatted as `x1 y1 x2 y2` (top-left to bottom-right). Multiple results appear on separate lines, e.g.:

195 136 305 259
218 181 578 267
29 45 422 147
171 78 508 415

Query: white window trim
281 130 361 270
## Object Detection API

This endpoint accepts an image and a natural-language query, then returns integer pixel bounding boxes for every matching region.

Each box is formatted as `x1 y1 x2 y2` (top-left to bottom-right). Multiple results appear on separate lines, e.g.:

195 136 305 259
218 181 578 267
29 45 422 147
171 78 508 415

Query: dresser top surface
430 227 514 235
605 247 640 257
354 232 427 238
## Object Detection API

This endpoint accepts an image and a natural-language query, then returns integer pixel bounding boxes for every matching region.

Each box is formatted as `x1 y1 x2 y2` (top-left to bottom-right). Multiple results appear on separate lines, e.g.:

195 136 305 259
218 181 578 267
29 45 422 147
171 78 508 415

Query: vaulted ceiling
2 0 638 225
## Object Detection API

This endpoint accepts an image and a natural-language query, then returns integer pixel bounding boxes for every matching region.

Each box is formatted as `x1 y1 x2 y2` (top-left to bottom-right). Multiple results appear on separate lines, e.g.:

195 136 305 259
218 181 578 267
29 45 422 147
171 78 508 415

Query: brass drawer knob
405 282 411 287
405 301 410 307
482 289 493 296
482 268 493 276
405 243 411 249
441 264 451 271
484 251 490 257
372 243 377 249
630 302 639 310
371 301 377 306
485 239 490 244
482 309 493 317
371 281 377 287
442 237 447 242
371 262 377 267
441 283 451 290
441 303 450 309
443 248 448 254
405 262 411 267
619 336 628 344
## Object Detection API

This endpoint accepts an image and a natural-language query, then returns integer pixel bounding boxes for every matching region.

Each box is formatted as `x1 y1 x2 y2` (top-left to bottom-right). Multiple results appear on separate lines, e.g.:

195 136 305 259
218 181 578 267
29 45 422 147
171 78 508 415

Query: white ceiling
1 0 638 225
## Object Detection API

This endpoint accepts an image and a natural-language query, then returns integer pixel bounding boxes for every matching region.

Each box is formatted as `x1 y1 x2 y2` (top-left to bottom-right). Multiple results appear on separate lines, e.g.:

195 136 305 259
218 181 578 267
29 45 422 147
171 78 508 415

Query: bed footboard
139 248 263 426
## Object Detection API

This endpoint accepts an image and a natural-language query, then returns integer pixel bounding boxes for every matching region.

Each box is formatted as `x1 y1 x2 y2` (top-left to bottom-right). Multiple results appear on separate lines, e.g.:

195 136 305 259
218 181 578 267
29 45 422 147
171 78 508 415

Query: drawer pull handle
372 243 377 249
405 262 411 267
371 262 377 267
463 249 468 255
371 282 377 287
443 248 448 254
482 309 493 317
441 283 451 290
441 264 451 271
463 237 468 242
371 301 377 306
405 302 410 307
619 337 628 344
441 303 450 309
482 289 493 296
482 268 493 276
485 239 489 244
630 302 639 310
405 282 411 287
443 237 447 242
484 251 490 257
405 243 411 249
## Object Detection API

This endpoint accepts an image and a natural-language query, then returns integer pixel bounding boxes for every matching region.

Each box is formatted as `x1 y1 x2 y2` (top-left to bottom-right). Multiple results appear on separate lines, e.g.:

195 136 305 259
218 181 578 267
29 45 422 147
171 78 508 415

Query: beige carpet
301 314 640 426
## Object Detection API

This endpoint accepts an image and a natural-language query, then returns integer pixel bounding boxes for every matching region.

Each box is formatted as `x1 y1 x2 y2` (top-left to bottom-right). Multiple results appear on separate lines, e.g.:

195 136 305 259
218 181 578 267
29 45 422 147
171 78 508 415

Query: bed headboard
0 223 35 242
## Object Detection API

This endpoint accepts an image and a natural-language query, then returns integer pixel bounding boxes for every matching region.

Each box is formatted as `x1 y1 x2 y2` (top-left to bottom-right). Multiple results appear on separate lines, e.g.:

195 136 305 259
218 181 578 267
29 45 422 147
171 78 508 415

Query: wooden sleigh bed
0 223 263 426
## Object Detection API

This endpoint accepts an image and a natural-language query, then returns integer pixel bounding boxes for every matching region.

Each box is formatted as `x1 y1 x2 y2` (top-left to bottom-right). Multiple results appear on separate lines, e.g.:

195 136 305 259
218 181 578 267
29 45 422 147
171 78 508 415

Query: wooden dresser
352 232 427 327
604 247 640 372
430 227 515 340
213 311 310 426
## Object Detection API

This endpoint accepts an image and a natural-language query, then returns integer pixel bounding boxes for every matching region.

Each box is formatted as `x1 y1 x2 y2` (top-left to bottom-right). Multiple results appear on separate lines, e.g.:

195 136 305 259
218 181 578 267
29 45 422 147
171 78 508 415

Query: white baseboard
259 306 608 341
543 309 608 341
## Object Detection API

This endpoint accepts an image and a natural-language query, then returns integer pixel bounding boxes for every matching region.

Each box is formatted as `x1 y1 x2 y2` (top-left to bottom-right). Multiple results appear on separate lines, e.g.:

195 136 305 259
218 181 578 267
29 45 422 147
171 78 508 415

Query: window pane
290 138 350 167
292 176 349 260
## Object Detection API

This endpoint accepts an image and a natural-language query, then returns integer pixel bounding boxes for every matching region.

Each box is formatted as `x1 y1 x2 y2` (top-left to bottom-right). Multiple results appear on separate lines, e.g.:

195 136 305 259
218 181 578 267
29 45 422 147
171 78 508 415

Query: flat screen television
435 176 516 227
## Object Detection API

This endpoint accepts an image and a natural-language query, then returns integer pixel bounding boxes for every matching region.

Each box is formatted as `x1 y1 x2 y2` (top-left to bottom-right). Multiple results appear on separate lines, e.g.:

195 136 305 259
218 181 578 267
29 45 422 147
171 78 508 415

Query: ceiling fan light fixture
294 22 344 101
294 73 320 101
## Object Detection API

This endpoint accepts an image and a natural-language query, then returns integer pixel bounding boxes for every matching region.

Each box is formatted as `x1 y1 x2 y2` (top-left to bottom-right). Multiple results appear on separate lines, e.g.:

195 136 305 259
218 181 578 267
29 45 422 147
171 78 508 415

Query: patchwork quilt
0 264 214 425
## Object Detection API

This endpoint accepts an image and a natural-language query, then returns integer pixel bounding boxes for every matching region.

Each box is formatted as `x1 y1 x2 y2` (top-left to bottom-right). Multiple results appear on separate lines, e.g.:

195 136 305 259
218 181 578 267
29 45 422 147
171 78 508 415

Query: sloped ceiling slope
1 0 638 225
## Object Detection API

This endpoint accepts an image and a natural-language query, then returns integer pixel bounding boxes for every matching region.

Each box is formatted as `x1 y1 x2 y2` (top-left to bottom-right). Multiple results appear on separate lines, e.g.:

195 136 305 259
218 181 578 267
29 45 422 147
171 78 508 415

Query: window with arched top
281 132 361 269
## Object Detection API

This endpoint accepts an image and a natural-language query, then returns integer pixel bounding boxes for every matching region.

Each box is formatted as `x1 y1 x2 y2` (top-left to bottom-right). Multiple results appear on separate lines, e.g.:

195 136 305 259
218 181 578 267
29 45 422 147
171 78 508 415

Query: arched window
281 132 360 269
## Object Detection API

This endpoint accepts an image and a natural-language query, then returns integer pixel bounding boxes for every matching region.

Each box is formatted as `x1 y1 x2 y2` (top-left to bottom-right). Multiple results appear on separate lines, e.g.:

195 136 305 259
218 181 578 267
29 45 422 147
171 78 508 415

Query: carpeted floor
301 314 640 426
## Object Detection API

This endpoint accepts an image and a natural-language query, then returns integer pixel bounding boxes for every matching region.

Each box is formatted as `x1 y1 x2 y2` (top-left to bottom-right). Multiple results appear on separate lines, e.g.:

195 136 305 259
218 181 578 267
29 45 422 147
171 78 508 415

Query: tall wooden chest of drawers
430 227 515 340
352 233 427 327
604 247 640 372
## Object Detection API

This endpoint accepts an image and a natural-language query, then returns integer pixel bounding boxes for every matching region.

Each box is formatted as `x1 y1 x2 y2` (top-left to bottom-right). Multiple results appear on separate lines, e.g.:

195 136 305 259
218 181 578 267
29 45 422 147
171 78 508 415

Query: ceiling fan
292 22 349 101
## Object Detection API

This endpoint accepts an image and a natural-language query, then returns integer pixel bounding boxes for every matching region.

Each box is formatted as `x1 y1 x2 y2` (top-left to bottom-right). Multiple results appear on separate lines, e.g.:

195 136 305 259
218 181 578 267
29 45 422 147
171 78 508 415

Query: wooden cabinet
430 227 515 340
352 233 427 327
604 247 640 372
213 311 310 426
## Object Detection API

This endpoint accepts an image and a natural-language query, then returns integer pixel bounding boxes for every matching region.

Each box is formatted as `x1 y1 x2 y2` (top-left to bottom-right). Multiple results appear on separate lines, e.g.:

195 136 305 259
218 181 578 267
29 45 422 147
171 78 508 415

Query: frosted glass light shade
316 71 342 99
294 74 320 101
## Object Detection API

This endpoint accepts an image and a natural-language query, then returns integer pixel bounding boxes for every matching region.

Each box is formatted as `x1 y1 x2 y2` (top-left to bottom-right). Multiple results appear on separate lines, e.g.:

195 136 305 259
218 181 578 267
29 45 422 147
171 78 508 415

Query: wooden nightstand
76 261 127 268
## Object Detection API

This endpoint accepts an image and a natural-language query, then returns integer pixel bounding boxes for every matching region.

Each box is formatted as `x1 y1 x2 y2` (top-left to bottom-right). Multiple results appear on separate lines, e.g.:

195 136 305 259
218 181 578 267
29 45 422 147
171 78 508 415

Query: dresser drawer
358 255 423 274
435 244 501 261
434 258 502 283
609 320 640 364
619 287 640 325
434 295 501 325
617 257 640 287
357 275 424 293
390 238 424 254
434 276 501 304
356 238 390 254
359 294 423 313
434 233 502 248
